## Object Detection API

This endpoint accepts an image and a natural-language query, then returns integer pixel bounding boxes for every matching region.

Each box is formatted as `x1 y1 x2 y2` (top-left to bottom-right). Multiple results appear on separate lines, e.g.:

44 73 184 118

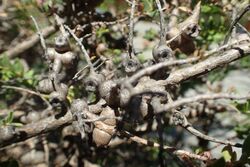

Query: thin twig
166 19 201 45
120 130 209 161
72 65 89 81
166 25 189 44
126 56 199 85
168 95 242 147
0 111 73 148
72 58 104 81
208 135 239 151
171 110 242 147
224 5 250 44
64 25 94 72
83 116 122 123
237 23 250 38
185 125 242 147
30 16 53 69
2 85 50 107
155 93 250 113
54 14 68 38
160 43 250 86
94 59 107 71
127 0 136 58
204 38 249 58
88 17 129 28
155 0 165 44
30 16 47 52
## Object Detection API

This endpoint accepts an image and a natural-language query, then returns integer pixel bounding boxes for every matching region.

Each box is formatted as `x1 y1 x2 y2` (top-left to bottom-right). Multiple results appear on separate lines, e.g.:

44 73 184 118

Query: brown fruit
71 99 88 114
84 73 104 92
152 44 173 62
55 35 70 53
37 78 54 94
100 106 116 126
0 126 15 142
92 128 112 147
98 80 119 106
60 51 76 66
123 58 140 75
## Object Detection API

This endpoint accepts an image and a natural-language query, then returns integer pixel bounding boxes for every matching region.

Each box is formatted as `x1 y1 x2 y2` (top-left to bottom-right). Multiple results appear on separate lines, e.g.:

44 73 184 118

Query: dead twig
2 85 51 107
126 56 199 85
127 0 136 58
87 17 129 28
54 14 68 38
155 93 250 113
155 0 166 44
64 25 94 72
159 43 250 86
224 5 250 44
30 16 47 53
120 130 209 161
170 111 242 147
204 38 249 58
0 111 73 148
185 125 241 147
82 116 122 123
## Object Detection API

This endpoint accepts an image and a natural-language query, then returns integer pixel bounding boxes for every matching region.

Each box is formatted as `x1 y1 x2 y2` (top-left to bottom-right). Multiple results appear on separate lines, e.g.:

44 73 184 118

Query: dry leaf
166 1 201 55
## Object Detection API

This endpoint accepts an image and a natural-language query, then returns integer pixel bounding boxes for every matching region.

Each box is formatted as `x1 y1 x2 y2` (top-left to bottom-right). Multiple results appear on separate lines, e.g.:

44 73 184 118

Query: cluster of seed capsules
36 1 201 147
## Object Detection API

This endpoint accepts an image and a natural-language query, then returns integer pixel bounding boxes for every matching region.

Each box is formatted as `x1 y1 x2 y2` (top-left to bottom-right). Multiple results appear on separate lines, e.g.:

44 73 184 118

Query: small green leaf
12 59 24 76
222 145 236 162
113 49 122 56
235 122 250 139
201 5 221 14
234 100 250 115
0 112 14 126
88 92 96 103
201 5 211 13
67 86 76 102
6 111 14 124
0 55 12 68
137 53 146 63
141 0 154 13
222 150 231 162
10 122 23 127
195 148 203 154
143 28 157 41
96 27 109 38
23 70 34 79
